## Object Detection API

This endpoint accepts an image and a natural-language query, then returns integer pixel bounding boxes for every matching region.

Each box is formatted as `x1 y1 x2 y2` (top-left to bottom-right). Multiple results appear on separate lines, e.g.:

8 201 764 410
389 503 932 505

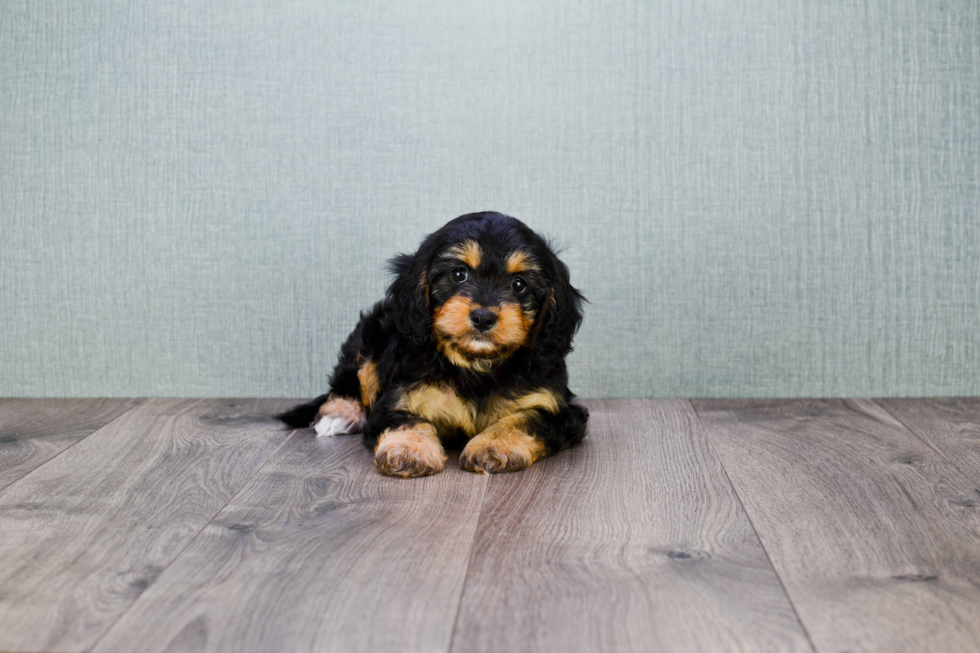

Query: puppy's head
387 212 584 372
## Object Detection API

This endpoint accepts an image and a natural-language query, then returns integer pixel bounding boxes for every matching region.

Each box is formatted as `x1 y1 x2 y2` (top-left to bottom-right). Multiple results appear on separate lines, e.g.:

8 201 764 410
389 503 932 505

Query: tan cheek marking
460 414 547 473
396 383 477 435
375 423 446 477
433 296 476 340
494 303 532 349
520 308 538 346
357 359 380 409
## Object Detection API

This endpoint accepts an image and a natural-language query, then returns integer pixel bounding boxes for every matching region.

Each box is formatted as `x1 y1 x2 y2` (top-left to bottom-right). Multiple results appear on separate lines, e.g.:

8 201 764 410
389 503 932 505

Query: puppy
278 211 588 477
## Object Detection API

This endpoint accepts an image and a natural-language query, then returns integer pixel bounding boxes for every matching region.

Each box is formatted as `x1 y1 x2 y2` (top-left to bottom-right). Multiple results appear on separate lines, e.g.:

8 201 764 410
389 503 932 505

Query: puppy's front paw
460 431 544 474
312 395 366 436
375 424 446 478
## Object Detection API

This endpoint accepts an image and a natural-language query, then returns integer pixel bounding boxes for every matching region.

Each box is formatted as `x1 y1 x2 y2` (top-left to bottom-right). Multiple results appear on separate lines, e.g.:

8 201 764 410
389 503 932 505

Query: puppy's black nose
469 308 498 332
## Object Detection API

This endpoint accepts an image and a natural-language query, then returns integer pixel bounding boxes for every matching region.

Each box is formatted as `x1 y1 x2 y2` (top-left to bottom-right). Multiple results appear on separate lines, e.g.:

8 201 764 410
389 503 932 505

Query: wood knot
127 566 164 594
313 501 344 516
893 574 938 582
656 548 710 562
894 454 923 466
201 413 274 426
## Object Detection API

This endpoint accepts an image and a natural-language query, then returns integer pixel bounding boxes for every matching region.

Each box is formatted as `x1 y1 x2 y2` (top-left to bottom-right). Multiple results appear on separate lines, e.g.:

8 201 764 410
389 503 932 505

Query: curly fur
277 211 589 476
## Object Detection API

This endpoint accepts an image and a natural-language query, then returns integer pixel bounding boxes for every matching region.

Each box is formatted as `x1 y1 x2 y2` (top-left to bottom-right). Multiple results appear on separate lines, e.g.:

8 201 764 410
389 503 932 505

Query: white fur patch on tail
312 415 358 437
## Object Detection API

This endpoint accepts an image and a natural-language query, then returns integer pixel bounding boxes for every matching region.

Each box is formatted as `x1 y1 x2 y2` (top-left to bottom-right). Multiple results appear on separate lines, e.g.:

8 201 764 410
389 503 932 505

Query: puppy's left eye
512 277 527 294
451 267 468 283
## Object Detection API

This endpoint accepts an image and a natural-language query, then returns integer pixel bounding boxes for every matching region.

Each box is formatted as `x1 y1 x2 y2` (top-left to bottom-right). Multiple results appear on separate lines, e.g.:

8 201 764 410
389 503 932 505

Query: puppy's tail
560 402 590 448
276 393 331 428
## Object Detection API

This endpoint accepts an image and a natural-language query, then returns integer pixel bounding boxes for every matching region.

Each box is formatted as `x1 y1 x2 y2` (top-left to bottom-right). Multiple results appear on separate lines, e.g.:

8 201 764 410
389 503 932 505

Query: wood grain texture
451 399 812 653
877 398 980 486
94 430 489 653
0 398 295 653
0 398 142 490
694 399 980 653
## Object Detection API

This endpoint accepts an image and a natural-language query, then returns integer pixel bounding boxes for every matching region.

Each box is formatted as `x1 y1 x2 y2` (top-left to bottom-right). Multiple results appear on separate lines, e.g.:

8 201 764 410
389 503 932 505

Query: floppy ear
385 252 431 345
533 248 585 358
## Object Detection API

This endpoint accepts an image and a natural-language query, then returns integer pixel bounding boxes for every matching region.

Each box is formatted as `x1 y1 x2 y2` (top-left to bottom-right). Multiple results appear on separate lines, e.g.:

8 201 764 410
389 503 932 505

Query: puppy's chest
394 383 558 436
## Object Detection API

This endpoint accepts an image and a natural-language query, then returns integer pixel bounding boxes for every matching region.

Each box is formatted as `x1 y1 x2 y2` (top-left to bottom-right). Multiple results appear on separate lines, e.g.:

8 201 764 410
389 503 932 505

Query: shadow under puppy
278 211 588 477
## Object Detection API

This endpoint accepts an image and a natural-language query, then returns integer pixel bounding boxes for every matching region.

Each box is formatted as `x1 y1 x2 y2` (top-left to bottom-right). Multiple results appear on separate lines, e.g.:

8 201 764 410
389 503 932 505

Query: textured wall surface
2 1 978 398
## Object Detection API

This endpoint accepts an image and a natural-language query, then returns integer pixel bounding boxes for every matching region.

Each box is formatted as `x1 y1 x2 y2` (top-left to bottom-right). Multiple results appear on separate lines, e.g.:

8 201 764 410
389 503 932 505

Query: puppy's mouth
456 333 504 357
443 323 532 364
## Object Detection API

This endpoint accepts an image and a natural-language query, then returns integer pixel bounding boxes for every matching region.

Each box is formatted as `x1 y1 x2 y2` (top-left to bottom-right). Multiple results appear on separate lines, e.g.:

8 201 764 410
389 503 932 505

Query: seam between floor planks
692 398 980 653
2 399 814 653
873 399 961 463
444 472 492 653
0 398 146 493
6 398 980 652
687 399 819 653
447 399 812 653
0 398 301 653
92 424 491 653
873 398 980 488
85 427 302 653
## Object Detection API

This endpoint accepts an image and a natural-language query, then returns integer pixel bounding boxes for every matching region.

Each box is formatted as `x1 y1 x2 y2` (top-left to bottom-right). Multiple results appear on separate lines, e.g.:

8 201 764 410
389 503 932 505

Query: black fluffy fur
278 211 589 457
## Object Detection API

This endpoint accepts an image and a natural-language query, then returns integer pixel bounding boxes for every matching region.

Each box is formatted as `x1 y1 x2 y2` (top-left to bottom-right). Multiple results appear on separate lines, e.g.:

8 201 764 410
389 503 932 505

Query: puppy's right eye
451 267 468 283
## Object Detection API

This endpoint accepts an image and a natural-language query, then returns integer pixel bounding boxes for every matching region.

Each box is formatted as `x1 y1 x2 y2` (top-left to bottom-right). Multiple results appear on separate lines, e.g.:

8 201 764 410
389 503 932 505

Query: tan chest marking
395 384 562 437
396 383 476 434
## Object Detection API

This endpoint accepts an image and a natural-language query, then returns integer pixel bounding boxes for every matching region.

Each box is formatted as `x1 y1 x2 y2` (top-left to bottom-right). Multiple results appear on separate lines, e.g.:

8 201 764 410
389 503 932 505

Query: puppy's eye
512 277 527 294
451 267 468 283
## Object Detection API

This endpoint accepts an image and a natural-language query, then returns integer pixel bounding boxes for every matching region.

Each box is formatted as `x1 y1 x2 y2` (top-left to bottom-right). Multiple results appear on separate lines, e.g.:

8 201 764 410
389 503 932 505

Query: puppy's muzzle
469 307 497 332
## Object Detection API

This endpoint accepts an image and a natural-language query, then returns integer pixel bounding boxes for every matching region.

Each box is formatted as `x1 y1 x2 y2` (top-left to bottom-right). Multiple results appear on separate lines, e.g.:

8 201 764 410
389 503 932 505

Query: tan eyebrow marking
506 250 538 274
444 240 482 269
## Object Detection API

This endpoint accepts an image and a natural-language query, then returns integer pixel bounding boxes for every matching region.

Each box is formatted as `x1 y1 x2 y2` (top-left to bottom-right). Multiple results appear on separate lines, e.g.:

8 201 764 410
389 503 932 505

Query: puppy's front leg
374 419 447 478
460 413 547 474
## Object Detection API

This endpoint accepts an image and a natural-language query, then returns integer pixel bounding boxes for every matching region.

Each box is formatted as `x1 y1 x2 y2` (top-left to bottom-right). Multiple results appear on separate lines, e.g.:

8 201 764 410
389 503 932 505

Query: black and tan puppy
278 211 588 477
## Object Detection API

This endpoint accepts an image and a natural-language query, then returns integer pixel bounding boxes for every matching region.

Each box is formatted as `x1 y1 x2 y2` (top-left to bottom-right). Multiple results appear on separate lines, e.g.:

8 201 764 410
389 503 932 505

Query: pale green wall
2 1 978 398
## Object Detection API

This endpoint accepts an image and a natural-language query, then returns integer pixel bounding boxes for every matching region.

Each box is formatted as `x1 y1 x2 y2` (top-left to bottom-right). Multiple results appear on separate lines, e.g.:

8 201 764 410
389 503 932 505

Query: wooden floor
1 399 979 652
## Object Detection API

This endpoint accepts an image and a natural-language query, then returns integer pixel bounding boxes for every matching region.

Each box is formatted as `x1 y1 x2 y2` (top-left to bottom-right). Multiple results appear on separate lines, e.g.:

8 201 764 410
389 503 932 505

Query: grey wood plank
693 399 980 653
0 398 143 490
94 429 490 653
877 398 980 487
451 399 813 653
0 398 296 653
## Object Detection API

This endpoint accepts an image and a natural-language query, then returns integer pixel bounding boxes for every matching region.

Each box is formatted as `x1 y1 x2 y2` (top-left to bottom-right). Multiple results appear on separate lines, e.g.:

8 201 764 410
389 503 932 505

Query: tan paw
312 395 367 436
375 424 446 478
459 431 544 474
